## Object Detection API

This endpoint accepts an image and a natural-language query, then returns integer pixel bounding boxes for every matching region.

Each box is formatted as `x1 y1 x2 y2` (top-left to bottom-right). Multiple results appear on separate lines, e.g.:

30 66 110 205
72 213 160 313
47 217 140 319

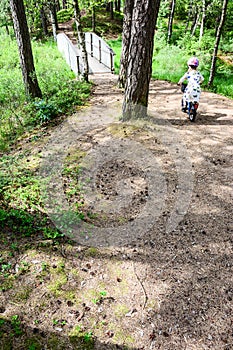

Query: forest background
0 0 232 151
0 1 232 349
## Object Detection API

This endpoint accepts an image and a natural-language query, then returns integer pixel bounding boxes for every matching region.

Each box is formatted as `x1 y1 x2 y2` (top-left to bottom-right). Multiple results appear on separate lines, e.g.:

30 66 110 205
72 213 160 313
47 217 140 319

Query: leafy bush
0 35 91 150
0 208 35 236
57 8 74 23
33 99 60 124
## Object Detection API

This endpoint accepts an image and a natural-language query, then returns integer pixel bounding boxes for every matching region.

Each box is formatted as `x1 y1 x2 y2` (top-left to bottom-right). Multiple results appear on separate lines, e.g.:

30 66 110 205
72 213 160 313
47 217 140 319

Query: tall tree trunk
118 0 134 88
199 0 206 44
208 0 229 86
56 0 61 11
5 24 10 35
122 0 160 120
49 0 58 41
92 5 96 32
185 0 192 31
73 0 89 82
110 1 114 19
40 6 48 36
62 0 67 9
167 0 176 44
9 0 42 99
191 10 199 36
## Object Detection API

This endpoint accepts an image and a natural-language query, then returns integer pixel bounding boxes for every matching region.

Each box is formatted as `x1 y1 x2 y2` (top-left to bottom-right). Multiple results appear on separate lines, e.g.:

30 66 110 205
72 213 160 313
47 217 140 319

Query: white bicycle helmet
187 57 199 67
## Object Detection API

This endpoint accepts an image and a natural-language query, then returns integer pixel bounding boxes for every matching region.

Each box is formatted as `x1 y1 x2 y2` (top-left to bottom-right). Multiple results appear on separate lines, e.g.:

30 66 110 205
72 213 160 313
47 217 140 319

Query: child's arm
200 73 204 84
178 72 188 85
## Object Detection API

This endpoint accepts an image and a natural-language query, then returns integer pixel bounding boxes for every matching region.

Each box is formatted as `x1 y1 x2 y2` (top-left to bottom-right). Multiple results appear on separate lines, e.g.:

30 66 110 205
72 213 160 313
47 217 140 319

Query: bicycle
180 82 199 122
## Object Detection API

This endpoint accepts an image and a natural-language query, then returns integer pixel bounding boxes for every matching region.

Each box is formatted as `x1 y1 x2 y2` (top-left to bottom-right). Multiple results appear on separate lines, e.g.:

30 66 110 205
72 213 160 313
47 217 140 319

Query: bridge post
110 52 114 73
90 33 93 57
99 39 101 63
76 56 80 74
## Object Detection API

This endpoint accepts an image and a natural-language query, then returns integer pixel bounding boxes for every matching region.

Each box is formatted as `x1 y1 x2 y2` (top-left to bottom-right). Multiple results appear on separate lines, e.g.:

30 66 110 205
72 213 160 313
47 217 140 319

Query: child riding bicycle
178 57 204 113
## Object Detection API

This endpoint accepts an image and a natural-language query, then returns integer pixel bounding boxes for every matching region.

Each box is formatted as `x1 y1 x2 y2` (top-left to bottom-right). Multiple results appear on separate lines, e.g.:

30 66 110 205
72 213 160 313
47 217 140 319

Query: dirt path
1 75 233 349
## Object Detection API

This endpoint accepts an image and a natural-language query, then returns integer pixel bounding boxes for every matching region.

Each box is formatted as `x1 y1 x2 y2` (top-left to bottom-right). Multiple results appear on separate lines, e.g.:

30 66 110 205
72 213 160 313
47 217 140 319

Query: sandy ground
0 74 232 349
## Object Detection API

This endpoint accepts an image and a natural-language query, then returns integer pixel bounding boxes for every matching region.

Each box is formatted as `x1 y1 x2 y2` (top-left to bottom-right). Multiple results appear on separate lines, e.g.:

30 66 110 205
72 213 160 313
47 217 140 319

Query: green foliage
11 315 23 336
0 153 42 211
57 8 74 23
69 325 95 349
0 34 91 150
42 227 64 240
32 99 60 124
108 17 233 99
80 7 123 37
0 0 11 28
107 36 122 74
0 208 35 236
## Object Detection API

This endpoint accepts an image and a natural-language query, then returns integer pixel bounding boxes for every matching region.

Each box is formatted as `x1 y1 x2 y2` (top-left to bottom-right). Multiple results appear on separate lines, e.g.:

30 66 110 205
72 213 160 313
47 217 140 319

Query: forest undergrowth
0 8 233 348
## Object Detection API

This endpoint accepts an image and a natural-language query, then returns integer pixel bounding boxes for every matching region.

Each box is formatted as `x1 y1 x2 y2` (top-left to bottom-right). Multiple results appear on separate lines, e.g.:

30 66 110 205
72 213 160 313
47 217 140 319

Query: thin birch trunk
167 0 176 44
199 0 206 44
208 0 229 86
73 0 89 82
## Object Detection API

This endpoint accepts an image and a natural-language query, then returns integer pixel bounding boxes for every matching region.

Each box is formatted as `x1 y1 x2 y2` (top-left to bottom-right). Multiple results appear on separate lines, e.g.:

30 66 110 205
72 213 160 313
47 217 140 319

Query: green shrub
57 8 74 23
0 35 91 150
33 99 60 123
0 208 35 236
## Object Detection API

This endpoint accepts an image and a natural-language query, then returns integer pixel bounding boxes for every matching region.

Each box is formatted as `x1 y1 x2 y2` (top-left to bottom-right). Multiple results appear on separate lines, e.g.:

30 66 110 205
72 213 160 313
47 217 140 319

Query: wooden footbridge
57 32 115 76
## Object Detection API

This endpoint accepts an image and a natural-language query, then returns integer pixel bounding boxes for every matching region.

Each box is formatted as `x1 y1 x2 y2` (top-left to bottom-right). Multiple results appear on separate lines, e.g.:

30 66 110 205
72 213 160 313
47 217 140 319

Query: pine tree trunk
185 0 192 31
122 0 160 120
167 0 176 44
118 0 134 88
56 0 61 11
40 6 48 36
9 0 42 99
191 11 199 36
110 1 114 20
73 0 89 82
5 24 10 35
92 6 96 32
62 0 67 9
208 0 229 86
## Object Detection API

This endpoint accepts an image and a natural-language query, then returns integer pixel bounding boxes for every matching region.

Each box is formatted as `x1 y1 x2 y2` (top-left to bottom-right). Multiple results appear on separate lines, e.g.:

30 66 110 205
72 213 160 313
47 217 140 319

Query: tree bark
110 1 114 20
191 10 199 36
9 0 42 99
73 0 89 82
62 0 67 9
185 0 192 31
49 0 58 41
118 0 134 88
199 0 206 44
167 0 176 44
115 1 120 11
208 0 229 86
40 5 48 36
56 0 61 12
122 0 160 120
92 5 96 33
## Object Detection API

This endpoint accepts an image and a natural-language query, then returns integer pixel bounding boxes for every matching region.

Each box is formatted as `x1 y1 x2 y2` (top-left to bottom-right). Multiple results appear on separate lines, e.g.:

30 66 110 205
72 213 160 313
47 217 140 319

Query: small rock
54 327 63 332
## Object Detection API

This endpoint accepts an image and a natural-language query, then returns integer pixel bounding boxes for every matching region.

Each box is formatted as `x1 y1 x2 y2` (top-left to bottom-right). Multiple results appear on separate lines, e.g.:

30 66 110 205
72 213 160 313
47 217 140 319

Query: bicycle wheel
189 108 196 122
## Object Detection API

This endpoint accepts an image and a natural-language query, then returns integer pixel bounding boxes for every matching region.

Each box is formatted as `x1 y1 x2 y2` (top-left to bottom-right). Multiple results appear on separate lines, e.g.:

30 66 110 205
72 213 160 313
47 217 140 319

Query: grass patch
0 32 91 151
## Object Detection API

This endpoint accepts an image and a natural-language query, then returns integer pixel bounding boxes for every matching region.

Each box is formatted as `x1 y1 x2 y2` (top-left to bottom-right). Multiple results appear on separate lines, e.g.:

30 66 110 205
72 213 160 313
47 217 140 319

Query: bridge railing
57 32 115 76
57 33 83 76
85 32 115 73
